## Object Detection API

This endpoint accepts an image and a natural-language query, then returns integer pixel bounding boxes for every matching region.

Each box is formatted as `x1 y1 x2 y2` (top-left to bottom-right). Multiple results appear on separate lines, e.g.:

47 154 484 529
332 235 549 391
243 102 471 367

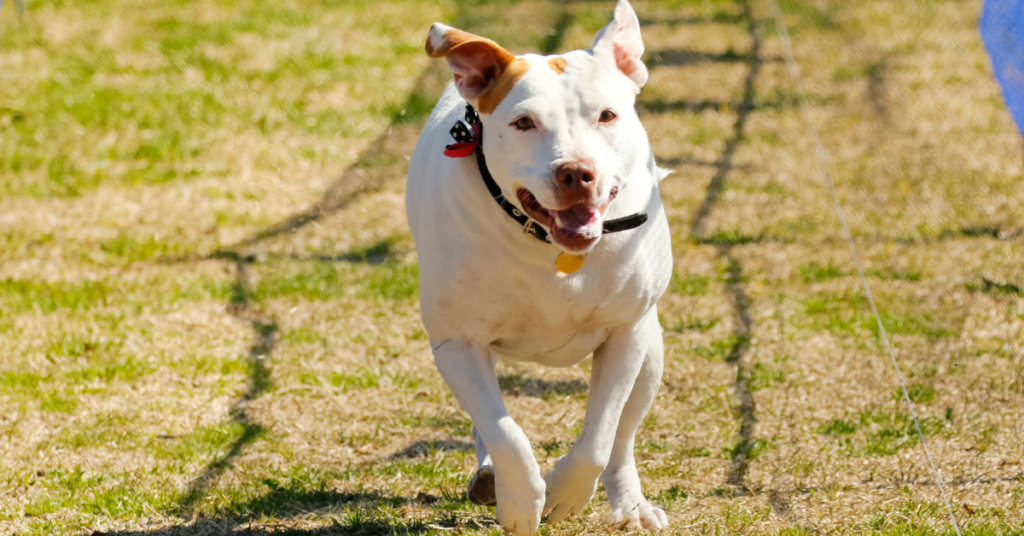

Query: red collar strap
444 105 481 158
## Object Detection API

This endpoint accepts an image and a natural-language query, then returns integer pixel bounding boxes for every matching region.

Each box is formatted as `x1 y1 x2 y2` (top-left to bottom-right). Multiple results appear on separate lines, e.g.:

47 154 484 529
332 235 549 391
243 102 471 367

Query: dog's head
426 0 649 253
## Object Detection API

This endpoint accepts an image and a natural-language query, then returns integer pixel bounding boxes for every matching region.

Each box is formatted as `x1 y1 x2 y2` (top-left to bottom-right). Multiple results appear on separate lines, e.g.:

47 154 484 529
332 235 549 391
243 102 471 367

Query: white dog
405 1 672 534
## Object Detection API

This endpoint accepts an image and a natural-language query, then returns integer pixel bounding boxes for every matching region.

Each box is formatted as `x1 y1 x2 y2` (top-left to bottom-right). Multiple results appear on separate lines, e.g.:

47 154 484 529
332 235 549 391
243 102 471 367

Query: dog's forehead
493 51 624 114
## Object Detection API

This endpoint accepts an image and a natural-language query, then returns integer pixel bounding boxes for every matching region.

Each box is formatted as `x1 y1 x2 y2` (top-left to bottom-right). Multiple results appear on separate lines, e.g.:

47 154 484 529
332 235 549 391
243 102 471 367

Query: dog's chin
552 225 598 253
517 189 612 253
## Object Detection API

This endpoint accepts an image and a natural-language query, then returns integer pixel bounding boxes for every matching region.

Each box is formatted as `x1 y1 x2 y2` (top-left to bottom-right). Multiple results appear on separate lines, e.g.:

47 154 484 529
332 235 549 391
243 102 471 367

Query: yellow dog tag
556 252 587 274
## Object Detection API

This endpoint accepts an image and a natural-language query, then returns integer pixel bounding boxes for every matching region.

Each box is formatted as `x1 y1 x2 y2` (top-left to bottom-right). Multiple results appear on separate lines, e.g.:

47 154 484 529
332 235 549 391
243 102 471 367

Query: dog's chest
480 273 642 367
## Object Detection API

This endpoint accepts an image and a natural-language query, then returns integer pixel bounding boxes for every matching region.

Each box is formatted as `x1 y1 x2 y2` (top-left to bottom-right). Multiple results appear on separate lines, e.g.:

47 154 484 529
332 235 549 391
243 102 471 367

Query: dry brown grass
0 0 1022 535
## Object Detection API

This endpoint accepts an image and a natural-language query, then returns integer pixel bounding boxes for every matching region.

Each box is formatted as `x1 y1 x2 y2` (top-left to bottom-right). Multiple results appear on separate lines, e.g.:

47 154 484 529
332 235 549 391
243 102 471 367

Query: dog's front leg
432 339 545 536
541 310 657 523
602 313 668 529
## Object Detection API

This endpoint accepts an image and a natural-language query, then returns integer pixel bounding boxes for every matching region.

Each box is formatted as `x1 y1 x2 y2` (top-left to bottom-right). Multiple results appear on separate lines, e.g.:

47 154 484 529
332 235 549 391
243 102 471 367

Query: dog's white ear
426 23 528 113
592 0 648 88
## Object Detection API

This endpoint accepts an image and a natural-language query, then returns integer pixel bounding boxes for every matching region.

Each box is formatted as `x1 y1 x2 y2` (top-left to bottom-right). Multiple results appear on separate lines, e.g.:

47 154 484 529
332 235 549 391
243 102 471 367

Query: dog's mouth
516 187 618 251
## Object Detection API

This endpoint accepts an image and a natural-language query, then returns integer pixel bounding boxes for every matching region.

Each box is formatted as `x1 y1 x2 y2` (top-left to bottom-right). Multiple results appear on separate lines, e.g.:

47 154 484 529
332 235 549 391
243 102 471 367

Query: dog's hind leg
601 317 669 530
467 425 497 506
432 339 545 536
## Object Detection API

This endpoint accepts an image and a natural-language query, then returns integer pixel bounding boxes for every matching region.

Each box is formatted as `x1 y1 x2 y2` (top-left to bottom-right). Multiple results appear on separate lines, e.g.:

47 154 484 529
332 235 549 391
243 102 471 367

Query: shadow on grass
646 48 782 68
498 374 588 398
540 10 575 54
975 275 1024 297
97 523 430 535
685 0 762 494
390 439 475 459
175 258 277 516
219 64 448 255
222 488 406 520
267 238 405 265
95 489 467 535
638 94 798 116
719 250 757 490
640 13 745 26
684 0 761 244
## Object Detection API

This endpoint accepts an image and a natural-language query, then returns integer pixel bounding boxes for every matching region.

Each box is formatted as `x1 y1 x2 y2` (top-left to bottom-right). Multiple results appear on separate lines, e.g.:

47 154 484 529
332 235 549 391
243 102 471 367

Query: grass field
1 0 1022 534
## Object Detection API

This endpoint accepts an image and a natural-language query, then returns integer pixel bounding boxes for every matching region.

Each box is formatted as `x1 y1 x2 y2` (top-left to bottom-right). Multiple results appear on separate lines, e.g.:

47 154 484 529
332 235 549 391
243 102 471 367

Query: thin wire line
764 1 962 534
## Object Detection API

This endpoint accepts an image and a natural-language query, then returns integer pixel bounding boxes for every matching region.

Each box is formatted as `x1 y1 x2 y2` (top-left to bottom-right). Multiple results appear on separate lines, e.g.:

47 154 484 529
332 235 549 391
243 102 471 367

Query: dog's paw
541 457 602 523
494 468 545 536
607 499 669 530
467 466 496 506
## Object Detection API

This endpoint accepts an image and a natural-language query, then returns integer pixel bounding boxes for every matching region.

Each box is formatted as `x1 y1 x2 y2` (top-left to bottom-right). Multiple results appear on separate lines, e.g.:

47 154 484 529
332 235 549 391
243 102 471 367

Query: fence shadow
646 48 781 68
97 489 456 535
684 0 763 493
390 439 475 459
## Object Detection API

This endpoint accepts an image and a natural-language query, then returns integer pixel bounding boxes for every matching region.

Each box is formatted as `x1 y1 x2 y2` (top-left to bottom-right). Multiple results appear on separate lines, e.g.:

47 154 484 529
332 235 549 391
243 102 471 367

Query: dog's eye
512 116 536 131
599 110 617 123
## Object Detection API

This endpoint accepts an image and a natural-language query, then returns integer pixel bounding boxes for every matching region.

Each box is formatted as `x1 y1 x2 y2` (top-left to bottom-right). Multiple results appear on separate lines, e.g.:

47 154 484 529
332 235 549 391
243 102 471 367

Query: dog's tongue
554 204 602 238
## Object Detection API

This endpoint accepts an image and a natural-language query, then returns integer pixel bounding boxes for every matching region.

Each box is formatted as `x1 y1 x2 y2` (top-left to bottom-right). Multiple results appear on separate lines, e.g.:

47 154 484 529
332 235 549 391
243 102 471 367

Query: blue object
981 0 1024 138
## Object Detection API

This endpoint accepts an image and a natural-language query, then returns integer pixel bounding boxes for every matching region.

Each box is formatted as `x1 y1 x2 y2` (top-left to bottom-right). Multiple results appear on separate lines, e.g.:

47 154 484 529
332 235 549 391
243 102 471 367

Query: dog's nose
554 161 596 191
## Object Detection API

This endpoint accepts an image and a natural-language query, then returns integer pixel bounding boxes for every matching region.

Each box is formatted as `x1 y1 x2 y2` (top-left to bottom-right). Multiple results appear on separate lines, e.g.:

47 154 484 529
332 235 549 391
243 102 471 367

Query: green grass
669 270 712 296
25 472 175 523
798 261 846 283
0 278 110 314
818 418 858 436
815 406 952 457
292 367 425 394
748 357 791 391
0 371 79 413
868 266 926 282
99 233 183 262
153 421 266 468
693 335 746 362
666 315 719 333
364 261 420 301
897 383 938 404
724 437 773 461
1 0 448 199
56 415 144 450
0 274 234 318
800 291 958 339
1 0 1023 534
252 261 419 303
395 409 473 437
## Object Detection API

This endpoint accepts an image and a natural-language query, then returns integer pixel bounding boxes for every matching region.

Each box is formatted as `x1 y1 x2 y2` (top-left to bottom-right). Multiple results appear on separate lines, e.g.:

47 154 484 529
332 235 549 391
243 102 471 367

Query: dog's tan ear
426 23 529 113
592 0 648 88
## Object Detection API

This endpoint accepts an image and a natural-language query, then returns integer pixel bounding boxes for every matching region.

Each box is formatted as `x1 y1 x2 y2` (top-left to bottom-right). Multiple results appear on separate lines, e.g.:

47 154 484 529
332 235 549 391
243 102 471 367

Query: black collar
451 104 648 244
